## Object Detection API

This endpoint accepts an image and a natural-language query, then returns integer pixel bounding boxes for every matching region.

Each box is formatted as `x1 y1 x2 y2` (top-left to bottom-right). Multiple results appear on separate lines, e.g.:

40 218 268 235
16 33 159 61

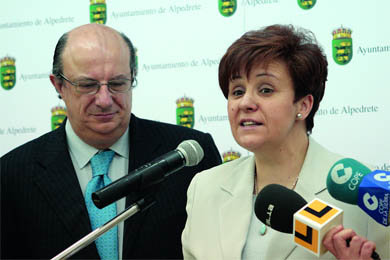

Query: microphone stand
51 196 155 260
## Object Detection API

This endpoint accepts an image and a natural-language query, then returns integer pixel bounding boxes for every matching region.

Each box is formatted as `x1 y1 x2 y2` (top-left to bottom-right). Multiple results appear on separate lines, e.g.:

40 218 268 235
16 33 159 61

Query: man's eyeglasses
58 73 132 95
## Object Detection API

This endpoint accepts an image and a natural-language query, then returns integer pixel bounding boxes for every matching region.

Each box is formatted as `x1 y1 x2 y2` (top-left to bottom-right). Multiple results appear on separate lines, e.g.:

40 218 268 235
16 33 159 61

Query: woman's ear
297 94 314 120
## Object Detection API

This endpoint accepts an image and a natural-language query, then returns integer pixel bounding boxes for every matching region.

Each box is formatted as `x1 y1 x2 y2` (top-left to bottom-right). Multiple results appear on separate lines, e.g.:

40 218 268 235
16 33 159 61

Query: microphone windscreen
255 184 307 234
326 158 371 204
177 140 204 166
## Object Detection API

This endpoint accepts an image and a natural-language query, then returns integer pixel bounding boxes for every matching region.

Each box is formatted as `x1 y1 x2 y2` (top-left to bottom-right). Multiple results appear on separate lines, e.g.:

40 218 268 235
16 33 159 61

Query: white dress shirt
65 121 129 259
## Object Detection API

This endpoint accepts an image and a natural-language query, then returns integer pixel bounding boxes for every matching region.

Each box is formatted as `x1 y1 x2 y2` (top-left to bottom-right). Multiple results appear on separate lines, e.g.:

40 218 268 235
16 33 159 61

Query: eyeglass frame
57 73 133 95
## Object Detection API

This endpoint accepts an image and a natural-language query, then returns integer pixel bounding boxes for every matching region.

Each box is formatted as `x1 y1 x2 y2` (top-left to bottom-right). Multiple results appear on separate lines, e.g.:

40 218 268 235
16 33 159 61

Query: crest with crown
1 56 16 90
176 97 194 108
51 106 67 130
332 27 352 40
90 0 107 24
1 56 15 67
222 150 241 163
176 96 195 129
332 26 353 65
51 106 67 116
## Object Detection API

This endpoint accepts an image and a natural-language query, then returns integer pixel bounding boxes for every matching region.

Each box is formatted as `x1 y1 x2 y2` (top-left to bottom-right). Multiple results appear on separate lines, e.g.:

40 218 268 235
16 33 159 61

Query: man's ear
297 94 314 120
50 74 63 99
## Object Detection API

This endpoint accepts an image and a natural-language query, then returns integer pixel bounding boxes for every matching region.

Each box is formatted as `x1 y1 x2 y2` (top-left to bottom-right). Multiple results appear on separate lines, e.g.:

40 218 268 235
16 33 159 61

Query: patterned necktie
85 150 118 260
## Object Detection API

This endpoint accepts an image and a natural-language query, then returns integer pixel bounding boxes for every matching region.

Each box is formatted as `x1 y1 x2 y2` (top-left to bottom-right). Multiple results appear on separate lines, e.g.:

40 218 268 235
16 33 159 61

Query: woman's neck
254 130 309 192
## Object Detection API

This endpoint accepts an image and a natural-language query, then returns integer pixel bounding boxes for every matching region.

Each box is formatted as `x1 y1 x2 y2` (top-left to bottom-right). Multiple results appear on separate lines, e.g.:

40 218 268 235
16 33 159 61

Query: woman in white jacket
181 24 388 260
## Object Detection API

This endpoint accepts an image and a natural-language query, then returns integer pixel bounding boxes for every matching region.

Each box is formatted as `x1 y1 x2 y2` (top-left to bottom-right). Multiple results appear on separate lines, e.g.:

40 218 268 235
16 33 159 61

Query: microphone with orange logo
254 184 380 259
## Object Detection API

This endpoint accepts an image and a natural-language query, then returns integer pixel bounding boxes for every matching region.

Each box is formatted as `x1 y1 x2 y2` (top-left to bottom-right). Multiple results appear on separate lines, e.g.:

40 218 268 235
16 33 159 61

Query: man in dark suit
0 24 221 259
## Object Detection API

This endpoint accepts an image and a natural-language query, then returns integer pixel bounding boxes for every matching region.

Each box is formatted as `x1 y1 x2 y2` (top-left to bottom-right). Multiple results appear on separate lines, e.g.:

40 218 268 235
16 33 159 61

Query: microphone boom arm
51 197 155 260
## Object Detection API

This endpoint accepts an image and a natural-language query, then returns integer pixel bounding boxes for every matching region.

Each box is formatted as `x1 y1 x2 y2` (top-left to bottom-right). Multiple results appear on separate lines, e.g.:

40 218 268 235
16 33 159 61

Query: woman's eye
232 89 244 96
259 87 273 94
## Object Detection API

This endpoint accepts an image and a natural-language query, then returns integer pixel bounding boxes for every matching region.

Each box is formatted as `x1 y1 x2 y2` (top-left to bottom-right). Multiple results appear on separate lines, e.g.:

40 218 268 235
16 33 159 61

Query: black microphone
254 184 307 233
92 139 204 209
254 184 380 259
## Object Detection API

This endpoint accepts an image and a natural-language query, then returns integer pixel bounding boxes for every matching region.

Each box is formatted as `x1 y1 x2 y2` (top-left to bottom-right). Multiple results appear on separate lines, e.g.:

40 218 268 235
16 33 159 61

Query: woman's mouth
240 120 262 126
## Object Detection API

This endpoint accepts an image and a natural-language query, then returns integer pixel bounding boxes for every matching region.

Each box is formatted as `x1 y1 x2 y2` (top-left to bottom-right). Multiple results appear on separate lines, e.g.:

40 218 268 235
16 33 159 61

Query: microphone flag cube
358 170 390 226
293 198 343 256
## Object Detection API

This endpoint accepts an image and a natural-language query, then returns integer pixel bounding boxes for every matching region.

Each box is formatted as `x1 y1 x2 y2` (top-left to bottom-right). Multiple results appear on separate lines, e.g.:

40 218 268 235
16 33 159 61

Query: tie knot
90 150 115 177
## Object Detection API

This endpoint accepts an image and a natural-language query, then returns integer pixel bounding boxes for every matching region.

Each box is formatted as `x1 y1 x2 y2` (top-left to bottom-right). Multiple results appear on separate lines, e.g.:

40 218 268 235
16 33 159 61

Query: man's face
55 25 132 149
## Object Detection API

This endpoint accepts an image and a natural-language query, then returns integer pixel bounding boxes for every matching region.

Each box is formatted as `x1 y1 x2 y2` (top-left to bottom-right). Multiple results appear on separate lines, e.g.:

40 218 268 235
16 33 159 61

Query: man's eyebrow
73 76 97 81
109 74 130 80
74 75 130 81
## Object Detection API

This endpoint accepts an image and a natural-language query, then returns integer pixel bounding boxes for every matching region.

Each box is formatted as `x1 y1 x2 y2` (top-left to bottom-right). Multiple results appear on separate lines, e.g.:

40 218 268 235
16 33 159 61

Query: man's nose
95 84 113 107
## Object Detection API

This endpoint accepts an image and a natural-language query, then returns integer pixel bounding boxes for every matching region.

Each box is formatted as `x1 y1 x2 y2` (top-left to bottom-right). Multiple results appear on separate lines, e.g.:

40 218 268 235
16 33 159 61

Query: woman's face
227 61 301 153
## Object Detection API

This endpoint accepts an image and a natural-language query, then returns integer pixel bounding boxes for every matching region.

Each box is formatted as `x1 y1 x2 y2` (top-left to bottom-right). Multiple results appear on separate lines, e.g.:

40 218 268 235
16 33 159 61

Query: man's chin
92 124 118 135
91 120 129 135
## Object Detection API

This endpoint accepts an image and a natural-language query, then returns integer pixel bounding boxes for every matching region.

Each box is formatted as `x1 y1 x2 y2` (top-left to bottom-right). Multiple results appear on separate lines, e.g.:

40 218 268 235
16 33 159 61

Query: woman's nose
239 92 258 112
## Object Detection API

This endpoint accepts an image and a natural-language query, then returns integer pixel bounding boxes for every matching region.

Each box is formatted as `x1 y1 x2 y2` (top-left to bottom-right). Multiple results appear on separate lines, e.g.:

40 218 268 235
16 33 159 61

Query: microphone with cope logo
327 158 390 226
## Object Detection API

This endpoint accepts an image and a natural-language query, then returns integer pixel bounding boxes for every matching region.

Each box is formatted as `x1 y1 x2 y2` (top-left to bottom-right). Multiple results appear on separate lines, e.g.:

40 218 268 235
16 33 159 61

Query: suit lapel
31 124 99 257
123 114 162 255
218 156 255 259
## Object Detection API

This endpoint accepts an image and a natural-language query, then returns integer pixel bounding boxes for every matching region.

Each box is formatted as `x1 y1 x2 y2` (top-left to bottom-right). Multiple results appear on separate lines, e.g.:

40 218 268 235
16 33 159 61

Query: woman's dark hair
218 24 328 133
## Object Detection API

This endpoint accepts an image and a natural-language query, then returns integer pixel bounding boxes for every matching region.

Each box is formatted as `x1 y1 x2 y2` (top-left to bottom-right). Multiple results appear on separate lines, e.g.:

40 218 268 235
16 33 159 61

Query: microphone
255 184 342 257
92 140 204 209
254 184 307 233
255 184 380 259
326 158 390 226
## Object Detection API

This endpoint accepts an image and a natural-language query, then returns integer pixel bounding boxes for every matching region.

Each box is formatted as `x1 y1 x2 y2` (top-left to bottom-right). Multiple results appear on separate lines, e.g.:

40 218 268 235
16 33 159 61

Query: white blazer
182 137 390 260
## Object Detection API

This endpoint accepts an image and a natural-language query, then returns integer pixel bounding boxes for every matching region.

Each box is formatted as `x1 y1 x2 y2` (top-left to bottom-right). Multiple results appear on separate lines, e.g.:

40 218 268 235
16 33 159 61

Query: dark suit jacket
0 114 222 259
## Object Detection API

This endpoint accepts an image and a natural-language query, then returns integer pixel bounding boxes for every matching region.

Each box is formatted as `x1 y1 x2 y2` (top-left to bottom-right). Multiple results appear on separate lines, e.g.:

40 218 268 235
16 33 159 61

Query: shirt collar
65 120 129 169
110 126 129 159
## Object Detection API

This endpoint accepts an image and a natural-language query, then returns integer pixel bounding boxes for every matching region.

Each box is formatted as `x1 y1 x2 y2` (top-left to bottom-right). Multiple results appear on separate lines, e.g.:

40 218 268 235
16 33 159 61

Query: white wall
1 0 389 169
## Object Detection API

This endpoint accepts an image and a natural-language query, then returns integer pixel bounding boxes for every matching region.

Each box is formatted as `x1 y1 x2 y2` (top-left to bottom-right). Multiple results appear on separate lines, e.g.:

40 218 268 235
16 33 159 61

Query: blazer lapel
32 125 98 257
218 156 255 259
265 137 328 259
215 142 327 260
216 138 329 260
295 137 328 201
